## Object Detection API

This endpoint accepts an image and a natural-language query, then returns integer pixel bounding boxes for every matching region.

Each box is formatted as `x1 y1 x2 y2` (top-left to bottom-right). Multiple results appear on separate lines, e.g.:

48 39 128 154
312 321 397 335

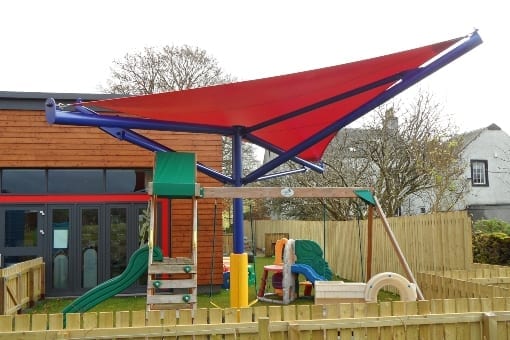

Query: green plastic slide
62 245 162 315
294 239 334 280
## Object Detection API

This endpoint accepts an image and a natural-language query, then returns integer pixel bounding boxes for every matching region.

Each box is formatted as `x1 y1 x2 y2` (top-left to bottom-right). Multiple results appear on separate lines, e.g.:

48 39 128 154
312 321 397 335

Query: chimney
385 108 398 131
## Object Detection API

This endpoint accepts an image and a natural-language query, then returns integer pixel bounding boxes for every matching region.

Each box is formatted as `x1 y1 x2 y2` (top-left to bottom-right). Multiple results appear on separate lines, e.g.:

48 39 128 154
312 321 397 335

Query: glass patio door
47 205 109 295
107 206 128 278
80 206 102 289
43 203 148 296
48 207 73 292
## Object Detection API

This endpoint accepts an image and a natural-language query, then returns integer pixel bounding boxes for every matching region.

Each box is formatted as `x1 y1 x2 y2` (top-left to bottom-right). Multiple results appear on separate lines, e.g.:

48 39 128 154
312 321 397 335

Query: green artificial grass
23 256 398 314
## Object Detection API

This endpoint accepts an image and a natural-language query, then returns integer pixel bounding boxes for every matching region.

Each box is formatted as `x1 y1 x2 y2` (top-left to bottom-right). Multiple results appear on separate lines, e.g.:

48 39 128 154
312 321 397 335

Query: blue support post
229 126 249 307
233 194 244 254
232 127 244 254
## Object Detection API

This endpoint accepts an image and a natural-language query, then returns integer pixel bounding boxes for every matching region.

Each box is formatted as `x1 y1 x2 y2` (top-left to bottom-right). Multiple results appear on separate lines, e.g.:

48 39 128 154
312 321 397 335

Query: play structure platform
146 152 199 312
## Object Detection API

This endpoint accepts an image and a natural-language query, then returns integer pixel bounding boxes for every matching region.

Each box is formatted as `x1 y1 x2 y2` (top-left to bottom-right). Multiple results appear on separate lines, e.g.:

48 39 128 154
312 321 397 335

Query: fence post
258 317 270 340
288 323 300 340
482 312 497 340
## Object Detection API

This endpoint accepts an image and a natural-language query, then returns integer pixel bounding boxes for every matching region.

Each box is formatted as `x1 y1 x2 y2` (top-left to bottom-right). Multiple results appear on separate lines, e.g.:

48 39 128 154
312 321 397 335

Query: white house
460 124 510 221
402 124 510 221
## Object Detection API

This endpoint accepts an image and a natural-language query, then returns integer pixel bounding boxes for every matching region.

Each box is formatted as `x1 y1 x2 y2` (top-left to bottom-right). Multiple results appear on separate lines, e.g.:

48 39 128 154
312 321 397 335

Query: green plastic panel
354 189 376 206
152 152 197 197
294 239 333 280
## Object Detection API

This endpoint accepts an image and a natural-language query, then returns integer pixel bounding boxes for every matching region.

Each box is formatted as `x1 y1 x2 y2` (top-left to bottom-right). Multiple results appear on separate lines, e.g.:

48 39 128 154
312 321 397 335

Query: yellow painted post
230 253 248 308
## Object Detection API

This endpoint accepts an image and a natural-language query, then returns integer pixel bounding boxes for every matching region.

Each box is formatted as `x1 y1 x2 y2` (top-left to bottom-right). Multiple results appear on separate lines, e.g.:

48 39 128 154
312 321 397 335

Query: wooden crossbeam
201 187 372 199
6 285 18 305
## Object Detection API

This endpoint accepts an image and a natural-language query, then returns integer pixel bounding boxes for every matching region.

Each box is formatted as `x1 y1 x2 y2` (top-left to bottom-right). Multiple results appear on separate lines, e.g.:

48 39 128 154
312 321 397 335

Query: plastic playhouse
257 238 333 304
258 237 418 304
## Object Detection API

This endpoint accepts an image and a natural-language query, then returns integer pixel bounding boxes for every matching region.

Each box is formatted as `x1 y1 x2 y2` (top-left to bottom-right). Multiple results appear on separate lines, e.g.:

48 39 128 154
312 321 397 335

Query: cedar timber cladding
0 109 222 168
0 106 224 287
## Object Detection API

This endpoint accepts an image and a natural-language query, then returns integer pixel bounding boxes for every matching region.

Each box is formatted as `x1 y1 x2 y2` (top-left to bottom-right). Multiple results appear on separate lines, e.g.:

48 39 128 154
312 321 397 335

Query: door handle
39 229 45 236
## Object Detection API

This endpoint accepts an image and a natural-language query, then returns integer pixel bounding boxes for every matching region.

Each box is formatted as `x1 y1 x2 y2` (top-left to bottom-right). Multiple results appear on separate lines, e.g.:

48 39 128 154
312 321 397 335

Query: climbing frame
146 152 200 312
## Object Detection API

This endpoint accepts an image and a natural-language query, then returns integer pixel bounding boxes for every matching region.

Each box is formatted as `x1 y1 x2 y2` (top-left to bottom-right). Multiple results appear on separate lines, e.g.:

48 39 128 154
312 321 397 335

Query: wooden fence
241 211 473 282
417 264 510 300
1 298 510 339
0 257 44 315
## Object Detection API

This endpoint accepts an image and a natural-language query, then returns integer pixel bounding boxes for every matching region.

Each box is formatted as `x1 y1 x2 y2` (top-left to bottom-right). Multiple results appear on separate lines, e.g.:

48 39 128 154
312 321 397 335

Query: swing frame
201 186 424 300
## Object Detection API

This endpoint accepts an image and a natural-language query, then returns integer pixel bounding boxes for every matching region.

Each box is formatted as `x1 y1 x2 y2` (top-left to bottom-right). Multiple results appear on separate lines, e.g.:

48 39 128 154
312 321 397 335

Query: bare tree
102 45 235 94
102 44 262 224
221 137 260 177
102 44 259 172
264 132 372 220
357 93 467 216
266 91 467 219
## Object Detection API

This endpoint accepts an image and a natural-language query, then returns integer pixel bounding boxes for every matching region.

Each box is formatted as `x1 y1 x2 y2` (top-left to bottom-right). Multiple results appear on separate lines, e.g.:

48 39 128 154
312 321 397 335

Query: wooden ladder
146 256 197 311
146 195 198 312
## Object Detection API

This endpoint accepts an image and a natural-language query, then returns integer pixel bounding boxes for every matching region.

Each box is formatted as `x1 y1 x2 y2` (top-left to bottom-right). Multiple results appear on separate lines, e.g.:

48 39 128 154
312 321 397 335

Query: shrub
472 219 510 235
473 232 510 265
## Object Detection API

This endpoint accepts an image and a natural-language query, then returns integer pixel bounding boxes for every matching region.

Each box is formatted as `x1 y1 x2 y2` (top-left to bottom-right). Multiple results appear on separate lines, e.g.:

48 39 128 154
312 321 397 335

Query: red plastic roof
86 37 462 162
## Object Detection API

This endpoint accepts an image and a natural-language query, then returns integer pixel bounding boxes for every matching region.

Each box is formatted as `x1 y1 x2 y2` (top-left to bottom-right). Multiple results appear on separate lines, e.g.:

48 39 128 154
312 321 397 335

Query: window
49 169 104 193
2 169 46 193
471 160 489 186
1 168 152 194
106 169 149 193
4 209 38 247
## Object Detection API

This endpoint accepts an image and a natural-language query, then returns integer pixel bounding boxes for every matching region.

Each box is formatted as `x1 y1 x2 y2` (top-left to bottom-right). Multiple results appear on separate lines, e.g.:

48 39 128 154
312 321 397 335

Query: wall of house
0 107 224 287
468 204 510 222
462 128 510 206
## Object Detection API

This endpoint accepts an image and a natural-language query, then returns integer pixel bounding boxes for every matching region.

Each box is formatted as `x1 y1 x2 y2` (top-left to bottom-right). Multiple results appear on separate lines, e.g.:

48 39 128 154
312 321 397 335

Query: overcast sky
1 1 508 134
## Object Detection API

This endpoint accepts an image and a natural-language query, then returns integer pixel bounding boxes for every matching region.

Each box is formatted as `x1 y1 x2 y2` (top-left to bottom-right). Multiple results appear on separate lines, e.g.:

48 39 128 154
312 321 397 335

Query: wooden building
0 91 224 297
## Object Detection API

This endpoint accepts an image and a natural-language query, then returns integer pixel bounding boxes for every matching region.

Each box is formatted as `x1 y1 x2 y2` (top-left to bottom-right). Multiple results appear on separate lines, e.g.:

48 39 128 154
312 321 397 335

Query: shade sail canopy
81 35 472 162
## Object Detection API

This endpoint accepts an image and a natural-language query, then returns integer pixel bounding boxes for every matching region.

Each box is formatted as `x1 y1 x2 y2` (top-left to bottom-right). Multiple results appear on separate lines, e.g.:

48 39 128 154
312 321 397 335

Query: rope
209 200 218 305
355 202 365 282
249 204 258 293
322 202 327 279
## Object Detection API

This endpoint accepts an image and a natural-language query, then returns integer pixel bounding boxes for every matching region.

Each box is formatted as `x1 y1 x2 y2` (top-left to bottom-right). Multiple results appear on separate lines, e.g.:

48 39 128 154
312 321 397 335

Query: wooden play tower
146 152 200 312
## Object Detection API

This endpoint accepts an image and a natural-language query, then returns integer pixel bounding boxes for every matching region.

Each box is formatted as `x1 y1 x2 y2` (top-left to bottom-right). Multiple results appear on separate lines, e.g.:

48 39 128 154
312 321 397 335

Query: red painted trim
0 193 149 203
160 198 170 256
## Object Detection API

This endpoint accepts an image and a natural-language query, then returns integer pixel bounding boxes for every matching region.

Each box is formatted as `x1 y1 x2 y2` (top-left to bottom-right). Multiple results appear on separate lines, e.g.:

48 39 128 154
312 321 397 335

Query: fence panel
0 299 508 338
0 257 44 315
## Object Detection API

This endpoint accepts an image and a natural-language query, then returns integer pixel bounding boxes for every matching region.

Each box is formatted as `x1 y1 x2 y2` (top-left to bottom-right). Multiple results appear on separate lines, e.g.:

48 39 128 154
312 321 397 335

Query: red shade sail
85 37 463 162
